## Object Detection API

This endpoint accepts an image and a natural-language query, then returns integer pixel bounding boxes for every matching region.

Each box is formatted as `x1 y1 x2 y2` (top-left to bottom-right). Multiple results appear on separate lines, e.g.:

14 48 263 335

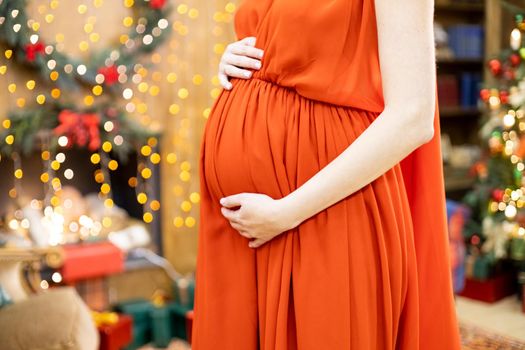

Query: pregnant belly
200 77 378 202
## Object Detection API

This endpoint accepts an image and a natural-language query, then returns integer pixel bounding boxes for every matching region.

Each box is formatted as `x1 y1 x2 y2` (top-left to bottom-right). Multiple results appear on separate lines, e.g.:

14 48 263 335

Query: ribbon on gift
92 311 119 327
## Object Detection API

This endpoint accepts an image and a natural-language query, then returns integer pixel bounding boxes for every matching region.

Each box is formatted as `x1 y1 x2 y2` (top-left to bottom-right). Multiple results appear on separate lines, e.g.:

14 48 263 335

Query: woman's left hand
219 193 298 248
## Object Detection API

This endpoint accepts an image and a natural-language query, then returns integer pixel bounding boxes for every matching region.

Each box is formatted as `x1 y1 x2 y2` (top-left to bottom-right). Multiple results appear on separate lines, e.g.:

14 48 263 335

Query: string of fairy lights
0 0 238 247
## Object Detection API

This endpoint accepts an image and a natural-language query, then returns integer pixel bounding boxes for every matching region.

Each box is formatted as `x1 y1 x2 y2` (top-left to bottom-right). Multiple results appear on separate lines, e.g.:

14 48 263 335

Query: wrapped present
61 242 124 283
473 255 492 280
150 305 172 348
185 310 194 345
459 272 516 303
113 299 154 349
97 313 133 350
168 301 192 340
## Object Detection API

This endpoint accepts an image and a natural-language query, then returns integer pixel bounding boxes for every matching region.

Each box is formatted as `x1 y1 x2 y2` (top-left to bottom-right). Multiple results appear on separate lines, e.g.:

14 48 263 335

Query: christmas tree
462 10 525 288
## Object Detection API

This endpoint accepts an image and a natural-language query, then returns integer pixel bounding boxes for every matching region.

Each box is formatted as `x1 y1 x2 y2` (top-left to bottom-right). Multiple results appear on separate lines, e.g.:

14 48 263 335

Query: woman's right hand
218 36 264 90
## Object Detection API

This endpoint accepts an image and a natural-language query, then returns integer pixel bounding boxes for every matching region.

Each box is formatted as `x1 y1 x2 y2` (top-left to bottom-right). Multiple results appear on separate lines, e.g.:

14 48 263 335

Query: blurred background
0 0 524 349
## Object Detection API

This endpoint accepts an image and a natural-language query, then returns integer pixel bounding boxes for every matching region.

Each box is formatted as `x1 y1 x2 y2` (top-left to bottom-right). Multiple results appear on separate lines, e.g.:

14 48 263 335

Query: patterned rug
460 323 525 350
139 323 525 349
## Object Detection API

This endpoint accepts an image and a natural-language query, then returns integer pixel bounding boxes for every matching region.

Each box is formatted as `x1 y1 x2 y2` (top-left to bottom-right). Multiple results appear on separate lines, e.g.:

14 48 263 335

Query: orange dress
192 0 462 349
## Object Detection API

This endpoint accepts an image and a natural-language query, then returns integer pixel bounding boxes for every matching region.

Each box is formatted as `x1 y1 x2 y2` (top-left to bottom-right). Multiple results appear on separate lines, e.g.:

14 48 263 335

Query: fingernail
220 198 225 205
244 71 252 78
255 62 261 69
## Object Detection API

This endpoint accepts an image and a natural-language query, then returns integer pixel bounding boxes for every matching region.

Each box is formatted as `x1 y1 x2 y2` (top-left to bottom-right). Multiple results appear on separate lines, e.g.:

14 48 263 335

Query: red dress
192 0 462 348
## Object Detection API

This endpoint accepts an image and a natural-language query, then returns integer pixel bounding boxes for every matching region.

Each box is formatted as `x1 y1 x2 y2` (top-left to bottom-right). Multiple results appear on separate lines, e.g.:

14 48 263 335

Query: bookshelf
435 0 488 199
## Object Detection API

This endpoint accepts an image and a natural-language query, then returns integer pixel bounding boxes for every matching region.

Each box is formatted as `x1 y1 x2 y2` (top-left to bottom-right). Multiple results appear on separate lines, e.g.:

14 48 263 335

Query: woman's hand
219 193 299 248
218 36 264 90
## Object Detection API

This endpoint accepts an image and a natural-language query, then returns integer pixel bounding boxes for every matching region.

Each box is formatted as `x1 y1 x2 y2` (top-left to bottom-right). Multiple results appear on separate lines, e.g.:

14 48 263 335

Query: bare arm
278 0 437 228
219 0 438 248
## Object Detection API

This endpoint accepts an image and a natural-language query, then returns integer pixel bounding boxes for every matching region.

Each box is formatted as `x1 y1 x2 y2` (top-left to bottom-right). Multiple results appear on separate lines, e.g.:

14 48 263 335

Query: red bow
54 110 101 151
97 65 119 86
150 0 166 9
25 42 45 62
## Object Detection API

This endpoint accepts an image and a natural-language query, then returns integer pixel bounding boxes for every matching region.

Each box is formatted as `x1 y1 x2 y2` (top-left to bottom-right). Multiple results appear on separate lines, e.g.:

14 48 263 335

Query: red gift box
60 242 124 283
459 272 516 303
186 310 194 344
98 314 133 350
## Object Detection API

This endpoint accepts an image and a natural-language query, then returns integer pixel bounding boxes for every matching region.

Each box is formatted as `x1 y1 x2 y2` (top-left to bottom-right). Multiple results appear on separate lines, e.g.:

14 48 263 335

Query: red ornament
489 59 502 76
24 41 45 62
510 53 521 67
480 88 490 102
97 65 119 86
54 110 101 151
492 188 505 202
504 69 516 80
500 90 510 104
149 0 166 9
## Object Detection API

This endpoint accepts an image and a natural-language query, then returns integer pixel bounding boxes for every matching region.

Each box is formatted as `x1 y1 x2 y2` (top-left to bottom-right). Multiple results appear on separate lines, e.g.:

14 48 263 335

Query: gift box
168 302 191 340
459 272 516 303
185 310 194 345
151 306 172 348
61 242 124 283
98 314 133 350
113 299 154 349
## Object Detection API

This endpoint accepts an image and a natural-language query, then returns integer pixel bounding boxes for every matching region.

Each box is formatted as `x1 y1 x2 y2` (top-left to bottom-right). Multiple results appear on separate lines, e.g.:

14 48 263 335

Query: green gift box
168 301 192 340
473 255 492 280
113 299 154 349
150 306 172 348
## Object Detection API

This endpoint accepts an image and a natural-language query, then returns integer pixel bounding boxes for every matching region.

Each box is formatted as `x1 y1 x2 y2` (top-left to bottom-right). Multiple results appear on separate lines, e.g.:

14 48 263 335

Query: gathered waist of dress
229 73 381 116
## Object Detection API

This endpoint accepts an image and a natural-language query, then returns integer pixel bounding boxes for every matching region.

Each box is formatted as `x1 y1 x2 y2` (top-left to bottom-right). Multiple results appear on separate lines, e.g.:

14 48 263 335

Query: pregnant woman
192 0 461 349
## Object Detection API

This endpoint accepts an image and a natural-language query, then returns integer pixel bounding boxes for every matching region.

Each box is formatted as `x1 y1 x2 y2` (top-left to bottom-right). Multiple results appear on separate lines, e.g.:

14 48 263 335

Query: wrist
277 194 305 231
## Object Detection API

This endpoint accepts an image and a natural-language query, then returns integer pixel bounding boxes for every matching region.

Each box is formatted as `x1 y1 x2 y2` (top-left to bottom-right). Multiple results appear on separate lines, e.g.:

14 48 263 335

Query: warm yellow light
51 88 61 99
143 212 153 223
137 193 148 204
5 135 14 145
190 192 200 203
150 153 161 164
185 217 196 228
102 142 112 152
128 177 137 187
100 184 111 194
150 200 161 211
141 145 152 156
181 201 191 212
141 168 152 179
14 169 23 179
92 85 103 96
173 217 184 227
108 160 118 171
166 153 177 164
90 153 101 164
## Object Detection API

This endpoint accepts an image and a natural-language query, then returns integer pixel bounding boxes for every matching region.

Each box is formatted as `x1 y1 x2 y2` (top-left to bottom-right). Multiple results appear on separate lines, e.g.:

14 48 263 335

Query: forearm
280 105 434 228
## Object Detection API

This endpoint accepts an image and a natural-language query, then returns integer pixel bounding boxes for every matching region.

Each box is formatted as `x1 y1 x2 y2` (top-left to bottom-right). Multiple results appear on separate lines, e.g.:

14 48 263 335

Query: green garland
0 0 171 90
0 0 171 158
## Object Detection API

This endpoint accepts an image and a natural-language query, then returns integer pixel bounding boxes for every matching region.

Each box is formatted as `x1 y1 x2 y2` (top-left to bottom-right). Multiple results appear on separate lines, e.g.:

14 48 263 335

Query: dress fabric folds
191 0 462 349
